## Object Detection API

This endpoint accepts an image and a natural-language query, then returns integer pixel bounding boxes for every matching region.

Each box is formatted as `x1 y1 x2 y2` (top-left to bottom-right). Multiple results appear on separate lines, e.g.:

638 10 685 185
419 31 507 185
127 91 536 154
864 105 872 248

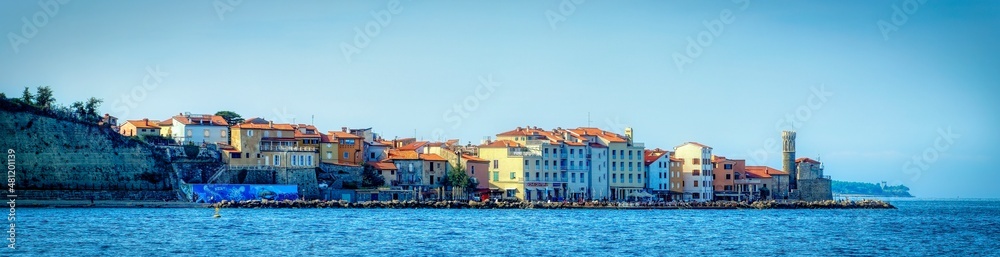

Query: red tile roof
172 114 229 126
233 123 295 130
368 161 398 170
745 166 789 178
330 131 363 139
644 149 669 165
795 158 821 164
320 134 337 143
398 141 429 151
679 142 712 149
589 143 607 148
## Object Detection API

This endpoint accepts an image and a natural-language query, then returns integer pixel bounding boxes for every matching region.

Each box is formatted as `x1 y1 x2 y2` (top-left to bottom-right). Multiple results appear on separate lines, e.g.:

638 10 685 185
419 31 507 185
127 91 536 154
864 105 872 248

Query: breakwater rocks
211 199 895 210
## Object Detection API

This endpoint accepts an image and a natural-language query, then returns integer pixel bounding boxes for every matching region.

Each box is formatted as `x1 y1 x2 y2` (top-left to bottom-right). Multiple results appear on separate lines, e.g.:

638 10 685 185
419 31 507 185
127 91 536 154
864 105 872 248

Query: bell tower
782 131 797 190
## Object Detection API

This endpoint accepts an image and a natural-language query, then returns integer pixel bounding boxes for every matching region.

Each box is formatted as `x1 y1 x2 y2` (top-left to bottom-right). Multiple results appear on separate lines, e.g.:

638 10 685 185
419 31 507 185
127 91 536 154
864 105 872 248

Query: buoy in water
213 206 222 218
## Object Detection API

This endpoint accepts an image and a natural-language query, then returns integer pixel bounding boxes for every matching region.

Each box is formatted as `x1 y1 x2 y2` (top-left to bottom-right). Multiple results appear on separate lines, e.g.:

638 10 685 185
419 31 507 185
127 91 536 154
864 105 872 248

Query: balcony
260 145 317 152
508 148 540 157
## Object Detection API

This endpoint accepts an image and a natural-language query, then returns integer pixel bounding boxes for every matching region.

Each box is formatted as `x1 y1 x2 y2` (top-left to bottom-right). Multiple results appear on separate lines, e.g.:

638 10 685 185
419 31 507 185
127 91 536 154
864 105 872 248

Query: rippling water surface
8 199 1000 256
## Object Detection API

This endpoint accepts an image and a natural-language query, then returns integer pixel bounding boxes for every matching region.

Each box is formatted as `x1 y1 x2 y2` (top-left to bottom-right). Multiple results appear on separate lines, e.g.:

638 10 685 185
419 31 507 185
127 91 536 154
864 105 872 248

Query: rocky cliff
1 108 179 200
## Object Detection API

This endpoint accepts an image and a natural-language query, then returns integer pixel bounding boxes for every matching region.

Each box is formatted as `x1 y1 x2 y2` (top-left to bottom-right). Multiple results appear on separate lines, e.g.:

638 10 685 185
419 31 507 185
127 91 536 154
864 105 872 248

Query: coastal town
115 110 834 204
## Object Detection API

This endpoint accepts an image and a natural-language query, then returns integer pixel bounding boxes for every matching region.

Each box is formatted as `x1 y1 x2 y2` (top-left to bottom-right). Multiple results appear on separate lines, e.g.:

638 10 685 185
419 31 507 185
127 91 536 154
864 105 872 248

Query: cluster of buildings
118 112 832 202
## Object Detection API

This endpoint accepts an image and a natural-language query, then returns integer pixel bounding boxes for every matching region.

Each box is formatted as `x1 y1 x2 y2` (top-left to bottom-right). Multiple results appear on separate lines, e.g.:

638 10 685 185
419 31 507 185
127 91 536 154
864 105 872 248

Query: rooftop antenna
311 115 314 125
587 112 592 127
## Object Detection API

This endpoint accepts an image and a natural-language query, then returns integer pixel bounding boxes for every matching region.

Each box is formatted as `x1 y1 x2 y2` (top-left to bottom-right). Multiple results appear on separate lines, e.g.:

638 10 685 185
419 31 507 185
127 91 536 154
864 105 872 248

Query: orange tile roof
795 158 821 164
420 153 447 161
320 134 338 143
292 124 321 138
589 143 607 148
398 141 429 151
462 154 488 162
124 119 161 129
368 161 398 170
387 150 420 160
480 140 522 148
570 127 629 143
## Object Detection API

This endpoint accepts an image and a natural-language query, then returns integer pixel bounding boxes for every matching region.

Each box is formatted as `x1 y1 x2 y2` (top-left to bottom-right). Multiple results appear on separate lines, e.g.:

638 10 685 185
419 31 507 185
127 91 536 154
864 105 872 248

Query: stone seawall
213 199 897 210
19 190 177 201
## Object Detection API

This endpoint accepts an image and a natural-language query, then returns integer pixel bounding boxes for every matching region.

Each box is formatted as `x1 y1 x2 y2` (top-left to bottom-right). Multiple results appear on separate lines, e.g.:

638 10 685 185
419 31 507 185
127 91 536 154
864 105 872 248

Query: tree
35 86 55 109
71 101 86 118
361 163 385 188
20 87 33 105
0 92 6 100
215 111 244 125
84 97 103 121
448 164 471 200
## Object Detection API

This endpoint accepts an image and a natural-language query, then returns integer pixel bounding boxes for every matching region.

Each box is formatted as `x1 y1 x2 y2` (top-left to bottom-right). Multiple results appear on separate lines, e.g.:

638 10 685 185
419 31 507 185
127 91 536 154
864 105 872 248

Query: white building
161 113 230 145
644 149 671 200
673 142 714 202
587 143 610 200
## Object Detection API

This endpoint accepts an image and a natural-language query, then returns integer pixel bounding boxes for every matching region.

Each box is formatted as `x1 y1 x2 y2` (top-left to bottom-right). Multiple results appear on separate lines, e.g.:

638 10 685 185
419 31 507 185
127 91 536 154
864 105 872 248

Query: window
628 174 633 183
612 174 616 183
493 172 499 181
247 130 253 136
326 151 332 159
370 153 375 159
693 170 700 176
694 181 699 187
307 155 312 166
692 193 700 199
186 129 192 137
273 155 280 166
493 160 498 169
471 166 475 174
726 174 731 180
570 149 574 154
344 139 355 145
524 160 529 166
264 131 269 137
430 163 435 172
292 155 298 166
343 152 349 159
693 158 700 165
510 172 515 179
682 181 685 187
220 130 227 138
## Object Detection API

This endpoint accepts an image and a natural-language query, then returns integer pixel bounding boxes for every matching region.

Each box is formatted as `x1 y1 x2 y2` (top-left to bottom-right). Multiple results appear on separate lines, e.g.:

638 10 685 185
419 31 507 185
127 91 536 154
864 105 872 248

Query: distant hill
832 180 913 197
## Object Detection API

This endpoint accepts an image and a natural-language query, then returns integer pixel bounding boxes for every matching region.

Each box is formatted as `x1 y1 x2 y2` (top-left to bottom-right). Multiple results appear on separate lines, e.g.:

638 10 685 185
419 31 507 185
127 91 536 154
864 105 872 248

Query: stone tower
782 131 797 190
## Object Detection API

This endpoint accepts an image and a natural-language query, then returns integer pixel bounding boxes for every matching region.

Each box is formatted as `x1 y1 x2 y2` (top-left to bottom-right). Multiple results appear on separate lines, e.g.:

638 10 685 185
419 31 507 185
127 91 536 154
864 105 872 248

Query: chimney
143 118 149 126
342 127 348 132
268 121 273 128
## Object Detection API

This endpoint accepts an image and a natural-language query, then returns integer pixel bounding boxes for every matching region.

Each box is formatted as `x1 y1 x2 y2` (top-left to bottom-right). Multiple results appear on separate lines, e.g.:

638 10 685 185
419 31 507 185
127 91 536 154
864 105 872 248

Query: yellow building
224 119 318 169
119 118 161 137
478 139 533 200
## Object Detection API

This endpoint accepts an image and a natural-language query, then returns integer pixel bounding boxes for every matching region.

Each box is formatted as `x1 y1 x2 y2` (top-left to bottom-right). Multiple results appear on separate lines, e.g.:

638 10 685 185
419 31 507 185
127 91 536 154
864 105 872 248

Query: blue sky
1 0 997 198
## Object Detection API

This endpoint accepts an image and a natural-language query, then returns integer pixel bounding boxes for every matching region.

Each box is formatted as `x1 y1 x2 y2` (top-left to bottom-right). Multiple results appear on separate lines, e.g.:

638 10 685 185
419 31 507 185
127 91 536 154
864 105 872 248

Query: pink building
462 154 490 200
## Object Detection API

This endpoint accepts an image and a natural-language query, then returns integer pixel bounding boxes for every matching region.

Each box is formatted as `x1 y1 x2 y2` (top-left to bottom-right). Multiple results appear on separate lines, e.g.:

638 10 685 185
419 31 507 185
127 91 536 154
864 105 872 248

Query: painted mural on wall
192 184 298 203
